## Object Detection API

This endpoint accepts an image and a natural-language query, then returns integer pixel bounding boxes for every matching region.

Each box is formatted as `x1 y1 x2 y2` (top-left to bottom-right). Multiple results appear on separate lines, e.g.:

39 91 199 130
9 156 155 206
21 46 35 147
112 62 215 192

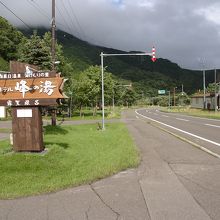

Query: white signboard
17 109 33 118
158 90 166 95
0 106 6 118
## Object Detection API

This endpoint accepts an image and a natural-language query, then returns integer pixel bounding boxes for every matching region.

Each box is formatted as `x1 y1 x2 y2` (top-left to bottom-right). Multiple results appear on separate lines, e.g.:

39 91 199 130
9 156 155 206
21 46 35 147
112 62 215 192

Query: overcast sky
1 0 220 70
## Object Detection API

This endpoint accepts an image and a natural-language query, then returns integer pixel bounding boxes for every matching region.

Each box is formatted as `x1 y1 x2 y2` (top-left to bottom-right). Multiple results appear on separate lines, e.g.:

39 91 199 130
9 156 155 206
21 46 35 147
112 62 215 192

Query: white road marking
165 112 220 122
162 115 169 118
136 116 139 119
135 109 220 147
176 118 189 122
205 124 220 128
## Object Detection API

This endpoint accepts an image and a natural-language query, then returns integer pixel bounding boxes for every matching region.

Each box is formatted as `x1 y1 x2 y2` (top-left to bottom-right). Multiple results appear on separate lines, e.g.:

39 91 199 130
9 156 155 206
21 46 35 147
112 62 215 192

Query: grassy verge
0 128 11 133
0 123 139 199
44 107 121 121
161 106 220 119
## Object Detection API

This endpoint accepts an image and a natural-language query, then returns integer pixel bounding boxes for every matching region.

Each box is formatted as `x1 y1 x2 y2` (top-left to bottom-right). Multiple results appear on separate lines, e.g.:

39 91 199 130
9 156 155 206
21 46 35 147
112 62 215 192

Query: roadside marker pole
100 48 156 130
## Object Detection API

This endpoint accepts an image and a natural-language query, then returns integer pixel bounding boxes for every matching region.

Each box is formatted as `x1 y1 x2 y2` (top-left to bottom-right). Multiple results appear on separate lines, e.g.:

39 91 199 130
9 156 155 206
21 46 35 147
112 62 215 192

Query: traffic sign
158 89 166 95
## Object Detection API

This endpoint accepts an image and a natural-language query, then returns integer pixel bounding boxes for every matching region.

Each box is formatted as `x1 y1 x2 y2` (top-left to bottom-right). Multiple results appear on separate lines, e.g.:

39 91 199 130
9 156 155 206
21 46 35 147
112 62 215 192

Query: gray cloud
1 0 220 70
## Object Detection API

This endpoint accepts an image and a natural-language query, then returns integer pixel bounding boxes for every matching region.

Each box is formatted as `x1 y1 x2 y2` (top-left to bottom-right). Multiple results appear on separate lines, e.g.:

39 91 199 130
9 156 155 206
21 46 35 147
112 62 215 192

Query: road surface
136 108 220 157
0 110 220 219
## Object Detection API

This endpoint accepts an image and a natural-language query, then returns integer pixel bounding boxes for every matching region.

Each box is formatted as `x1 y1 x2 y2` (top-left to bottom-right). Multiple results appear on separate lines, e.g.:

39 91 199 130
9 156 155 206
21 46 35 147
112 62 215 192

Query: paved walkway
0 111 215 220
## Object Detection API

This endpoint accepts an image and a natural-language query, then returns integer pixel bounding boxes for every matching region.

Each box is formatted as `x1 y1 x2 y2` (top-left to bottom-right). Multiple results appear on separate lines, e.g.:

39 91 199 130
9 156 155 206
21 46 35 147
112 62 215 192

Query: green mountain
56 30 212 96
0 16 215 97
54 31 214 95
21 28 209 96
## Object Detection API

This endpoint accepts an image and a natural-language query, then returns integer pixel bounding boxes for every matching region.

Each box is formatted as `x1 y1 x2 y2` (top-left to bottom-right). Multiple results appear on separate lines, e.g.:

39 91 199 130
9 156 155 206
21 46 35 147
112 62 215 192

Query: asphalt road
136 108 220 157
1 110 220 219
125 109 220 220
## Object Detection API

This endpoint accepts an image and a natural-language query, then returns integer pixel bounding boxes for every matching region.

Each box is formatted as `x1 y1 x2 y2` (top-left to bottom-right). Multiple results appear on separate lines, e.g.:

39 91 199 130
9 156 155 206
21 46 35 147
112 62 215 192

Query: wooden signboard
0 61 67 152
0 76 64 106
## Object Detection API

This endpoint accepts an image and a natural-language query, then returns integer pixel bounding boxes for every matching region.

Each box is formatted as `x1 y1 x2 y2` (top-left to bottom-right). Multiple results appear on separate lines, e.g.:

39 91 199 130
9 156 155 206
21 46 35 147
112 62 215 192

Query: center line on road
162 115 169 118
135 109 220 147
205 124 220 128
176 118 189 122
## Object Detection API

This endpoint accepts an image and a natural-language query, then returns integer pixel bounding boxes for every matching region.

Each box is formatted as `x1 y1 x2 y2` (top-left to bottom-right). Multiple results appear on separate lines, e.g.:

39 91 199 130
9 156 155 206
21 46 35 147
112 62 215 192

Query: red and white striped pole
151 46 156 62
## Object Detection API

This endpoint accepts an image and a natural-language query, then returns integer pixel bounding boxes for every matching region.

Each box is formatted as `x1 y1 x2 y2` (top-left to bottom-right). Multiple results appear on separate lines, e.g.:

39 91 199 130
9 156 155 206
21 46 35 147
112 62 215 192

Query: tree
73 65 115 116
18 31 51 70
206 83 219 93
0 16 24 61
176 93 190 106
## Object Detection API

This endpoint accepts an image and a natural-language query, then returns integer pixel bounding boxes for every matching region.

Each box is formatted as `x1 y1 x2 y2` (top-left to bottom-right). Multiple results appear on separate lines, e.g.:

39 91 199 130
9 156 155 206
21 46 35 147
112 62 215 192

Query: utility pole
168 91 171 109
173 87 176 106
51 0 56 126
52 0 56 71
198 58 206 109
203 69 206 109
215 69 217 113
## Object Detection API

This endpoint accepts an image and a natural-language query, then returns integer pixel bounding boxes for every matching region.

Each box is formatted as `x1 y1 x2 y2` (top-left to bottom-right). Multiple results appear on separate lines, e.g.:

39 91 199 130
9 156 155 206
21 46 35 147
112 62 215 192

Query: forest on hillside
0 16 217 110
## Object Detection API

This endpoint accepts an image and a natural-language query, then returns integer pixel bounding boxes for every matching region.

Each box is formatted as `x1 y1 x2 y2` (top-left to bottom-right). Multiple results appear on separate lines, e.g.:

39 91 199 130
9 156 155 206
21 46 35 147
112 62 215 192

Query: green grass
0 128 11 133
0 123 139 199
44 107 121 121
161 106 220 119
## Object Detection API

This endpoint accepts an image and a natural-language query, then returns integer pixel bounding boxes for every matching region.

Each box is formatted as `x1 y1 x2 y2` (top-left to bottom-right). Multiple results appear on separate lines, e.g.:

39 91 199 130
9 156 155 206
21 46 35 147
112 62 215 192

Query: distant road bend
135 108 220 157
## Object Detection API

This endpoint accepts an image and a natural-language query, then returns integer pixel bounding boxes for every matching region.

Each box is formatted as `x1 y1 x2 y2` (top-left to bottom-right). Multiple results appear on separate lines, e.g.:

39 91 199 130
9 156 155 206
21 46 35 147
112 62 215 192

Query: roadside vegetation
0 123 139 199
162 106 220 119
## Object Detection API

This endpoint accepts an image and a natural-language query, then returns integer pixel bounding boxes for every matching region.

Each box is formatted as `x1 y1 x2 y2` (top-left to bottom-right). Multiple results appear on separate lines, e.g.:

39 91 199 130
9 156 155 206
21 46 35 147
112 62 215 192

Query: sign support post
11 106 44 151
100 47 156 130
0 61 66 152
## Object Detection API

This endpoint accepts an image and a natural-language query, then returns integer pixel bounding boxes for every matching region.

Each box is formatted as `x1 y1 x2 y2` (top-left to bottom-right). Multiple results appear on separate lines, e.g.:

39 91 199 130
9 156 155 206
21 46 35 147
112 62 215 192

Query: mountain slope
14 26 215 96
56 30 207 95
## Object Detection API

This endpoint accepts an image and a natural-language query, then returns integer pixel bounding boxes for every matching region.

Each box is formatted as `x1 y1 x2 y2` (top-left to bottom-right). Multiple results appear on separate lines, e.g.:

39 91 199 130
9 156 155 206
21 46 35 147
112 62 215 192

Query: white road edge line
158 110 220 122
205 124 220 128
176 118 189 122
135 109 220 147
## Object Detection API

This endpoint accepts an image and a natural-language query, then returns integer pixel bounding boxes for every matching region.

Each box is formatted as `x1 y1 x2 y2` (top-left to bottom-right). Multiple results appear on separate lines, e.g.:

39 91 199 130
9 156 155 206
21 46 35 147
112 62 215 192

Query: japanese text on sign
1 79 56 98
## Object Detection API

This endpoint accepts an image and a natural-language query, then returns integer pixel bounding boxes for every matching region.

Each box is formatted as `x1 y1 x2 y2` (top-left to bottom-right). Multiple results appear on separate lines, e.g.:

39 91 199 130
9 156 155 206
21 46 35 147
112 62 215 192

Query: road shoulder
122 110 211 220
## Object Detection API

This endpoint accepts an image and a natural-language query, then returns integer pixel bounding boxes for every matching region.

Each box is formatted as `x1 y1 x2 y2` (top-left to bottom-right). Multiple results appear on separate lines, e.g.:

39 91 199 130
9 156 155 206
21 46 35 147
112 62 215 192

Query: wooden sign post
11 107 44 151
0 61 67 152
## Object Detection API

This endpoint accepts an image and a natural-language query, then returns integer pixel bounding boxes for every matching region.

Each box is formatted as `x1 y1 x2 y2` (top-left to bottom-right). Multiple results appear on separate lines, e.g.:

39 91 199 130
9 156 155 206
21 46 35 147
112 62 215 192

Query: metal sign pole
100 48 155 130
101 52 105 130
